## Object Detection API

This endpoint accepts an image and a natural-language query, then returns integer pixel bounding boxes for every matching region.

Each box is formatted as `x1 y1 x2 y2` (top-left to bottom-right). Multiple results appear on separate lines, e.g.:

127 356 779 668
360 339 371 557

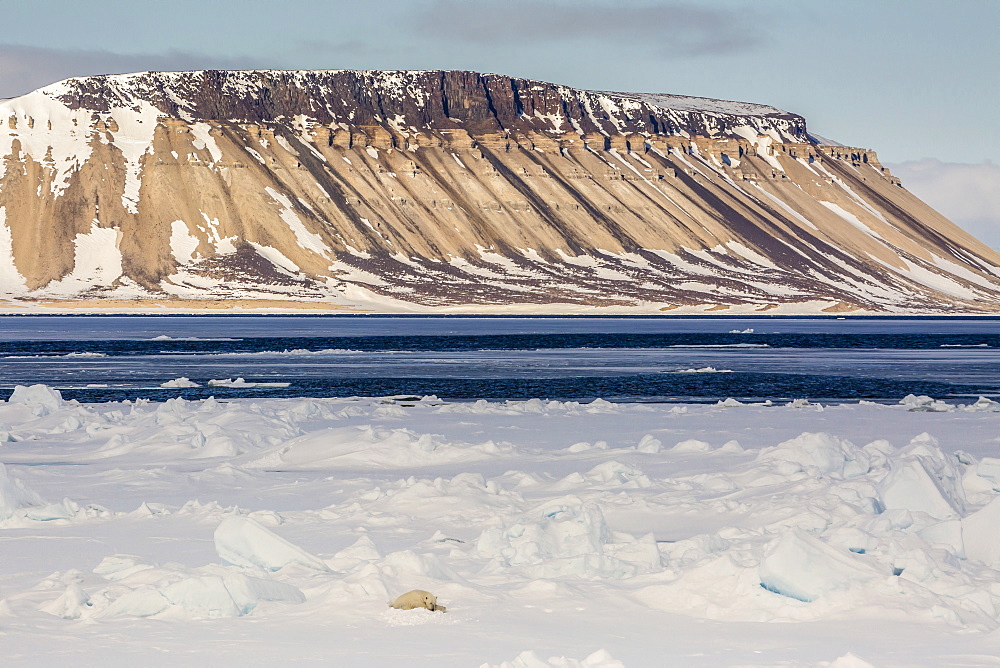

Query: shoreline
0 309 999 320
0 298 999 317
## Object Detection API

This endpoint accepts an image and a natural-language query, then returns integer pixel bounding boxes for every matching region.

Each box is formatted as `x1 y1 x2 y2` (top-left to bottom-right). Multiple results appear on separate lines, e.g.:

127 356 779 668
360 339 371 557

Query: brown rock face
51 70 807 140
0 69 999 313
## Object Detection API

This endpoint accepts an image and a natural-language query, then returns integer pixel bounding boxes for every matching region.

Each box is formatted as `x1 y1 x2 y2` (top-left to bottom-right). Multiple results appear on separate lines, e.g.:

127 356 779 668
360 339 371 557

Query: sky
1 0 997 247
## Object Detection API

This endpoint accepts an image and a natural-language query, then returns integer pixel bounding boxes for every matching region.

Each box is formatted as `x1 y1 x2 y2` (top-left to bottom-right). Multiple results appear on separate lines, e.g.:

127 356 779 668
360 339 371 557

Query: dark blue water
0 315 998 404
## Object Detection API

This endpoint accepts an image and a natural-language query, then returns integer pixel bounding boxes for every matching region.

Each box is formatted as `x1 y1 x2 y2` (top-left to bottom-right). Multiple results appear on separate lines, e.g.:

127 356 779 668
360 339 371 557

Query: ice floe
2 388 1000 663
207 377 291 388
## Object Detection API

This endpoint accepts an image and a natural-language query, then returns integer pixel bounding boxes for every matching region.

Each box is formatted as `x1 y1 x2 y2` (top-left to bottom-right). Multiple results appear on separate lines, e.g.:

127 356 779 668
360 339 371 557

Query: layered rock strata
0 69 997 313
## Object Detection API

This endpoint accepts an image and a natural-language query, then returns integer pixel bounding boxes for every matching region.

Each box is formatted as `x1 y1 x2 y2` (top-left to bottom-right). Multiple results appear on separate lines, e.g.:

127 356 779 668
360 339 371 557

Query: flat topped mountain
0 69 998 313
44 69 806 138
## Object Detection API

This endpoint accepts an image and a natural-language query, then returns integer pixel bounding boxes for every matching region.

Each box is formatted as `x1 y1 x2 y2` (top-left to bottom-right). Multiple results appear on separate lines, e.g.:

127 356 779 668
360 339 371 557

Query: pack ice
3 384 1000 664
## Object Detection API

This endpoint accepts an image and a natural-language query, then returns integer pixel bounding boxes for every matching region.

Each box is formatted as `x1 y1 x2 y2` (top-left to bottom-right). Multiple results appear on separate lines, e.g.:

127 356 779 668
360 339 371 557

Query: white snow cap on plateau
35 68 788 113
611 91 789 117
12 69 809 150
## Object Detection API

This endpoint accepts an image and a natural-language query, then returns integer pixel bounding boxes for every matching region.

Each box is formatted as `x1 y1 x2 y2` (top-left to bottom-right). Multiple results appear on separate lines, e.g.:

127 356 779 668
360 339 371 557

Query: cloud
412 1 762 57
889 159 1000 251
0 44 266 98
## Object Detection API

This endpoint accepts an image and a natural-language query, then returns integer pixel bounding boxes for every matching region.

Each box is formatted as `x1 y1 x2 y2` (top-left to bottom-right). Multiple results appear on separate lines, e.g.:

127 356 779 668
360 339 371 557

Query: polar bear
390 589 446 612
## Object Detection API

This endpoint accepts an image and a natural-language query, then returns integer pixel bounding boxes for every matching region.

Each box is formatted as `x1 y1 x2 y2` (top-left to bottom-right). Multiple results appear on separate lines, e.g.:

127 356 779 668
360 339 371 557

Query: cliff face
49 70 808 141
1 69 999 313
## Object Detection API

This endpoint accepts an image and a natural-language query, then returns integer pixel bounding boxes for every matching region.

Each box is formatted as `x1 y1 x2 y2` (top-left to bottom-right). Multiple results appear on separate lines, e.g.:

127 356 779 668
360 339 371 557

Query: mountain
1 69 998 313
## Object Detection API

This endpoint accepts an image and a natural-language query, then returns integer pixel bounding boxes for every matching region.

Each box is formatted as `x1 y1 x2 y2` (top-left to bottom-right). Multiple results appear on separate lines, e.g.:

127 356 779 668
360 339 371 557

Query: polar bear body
390 589 446 612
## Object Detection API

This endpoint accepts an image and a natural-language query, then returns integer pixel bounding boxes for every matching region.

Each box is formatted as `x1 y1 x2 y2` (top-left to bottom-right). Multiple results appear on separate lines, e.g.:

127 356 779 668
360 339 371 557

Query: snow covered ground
3 386 1000 666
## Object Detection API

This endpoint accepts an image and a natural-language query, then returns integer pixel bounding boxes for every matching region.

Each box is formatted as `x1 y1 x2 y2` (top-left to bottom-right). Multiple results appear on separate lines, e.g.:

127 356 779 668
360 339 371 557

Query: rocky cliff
1 69 998 313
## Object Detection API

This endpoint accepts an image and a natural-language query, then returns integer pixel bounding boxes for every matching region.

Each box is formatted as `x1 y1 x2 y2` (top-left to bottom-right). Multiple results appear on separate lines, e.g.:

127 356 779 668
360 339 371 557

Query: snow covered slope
1 69 999 313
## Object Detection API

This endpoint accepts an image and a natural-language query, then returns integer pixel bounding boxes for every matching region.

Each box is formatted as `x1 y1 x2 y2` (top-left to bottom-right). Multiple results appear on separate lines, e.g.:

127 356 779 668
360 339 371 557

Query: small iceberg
161 377 201 388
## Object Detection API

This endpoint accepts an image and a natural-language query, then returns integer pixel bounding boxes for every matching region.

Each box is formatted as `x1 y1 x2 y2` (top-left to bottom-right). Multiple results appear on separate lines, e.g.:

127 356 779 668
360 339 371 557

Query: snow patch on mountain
0 90 96 196
0 207 27 294
41 223 123 295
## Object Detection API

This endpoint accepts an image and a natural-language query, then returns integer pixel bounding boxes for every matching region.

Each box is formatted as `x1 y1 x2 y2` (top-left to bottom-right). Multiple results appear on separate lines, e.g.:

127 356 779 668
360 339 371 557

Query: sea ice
0 462 43 520
635 434 661 453
41 583 92 620
59 560 307 620
965 396 1000 412
821 654 876 668
879 459 960 519
672 438 713 453
878 434 966 519
900 394 952 412
758 530 886 602
756 432 870 478
161 572 305 617
245 425 511 469
208 377 291 388
214 516 331 572
7 383 64 416
483 649 624 668
962 497 1000 565
3 388 1000 663
476 496 660 579
161 377 201 388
